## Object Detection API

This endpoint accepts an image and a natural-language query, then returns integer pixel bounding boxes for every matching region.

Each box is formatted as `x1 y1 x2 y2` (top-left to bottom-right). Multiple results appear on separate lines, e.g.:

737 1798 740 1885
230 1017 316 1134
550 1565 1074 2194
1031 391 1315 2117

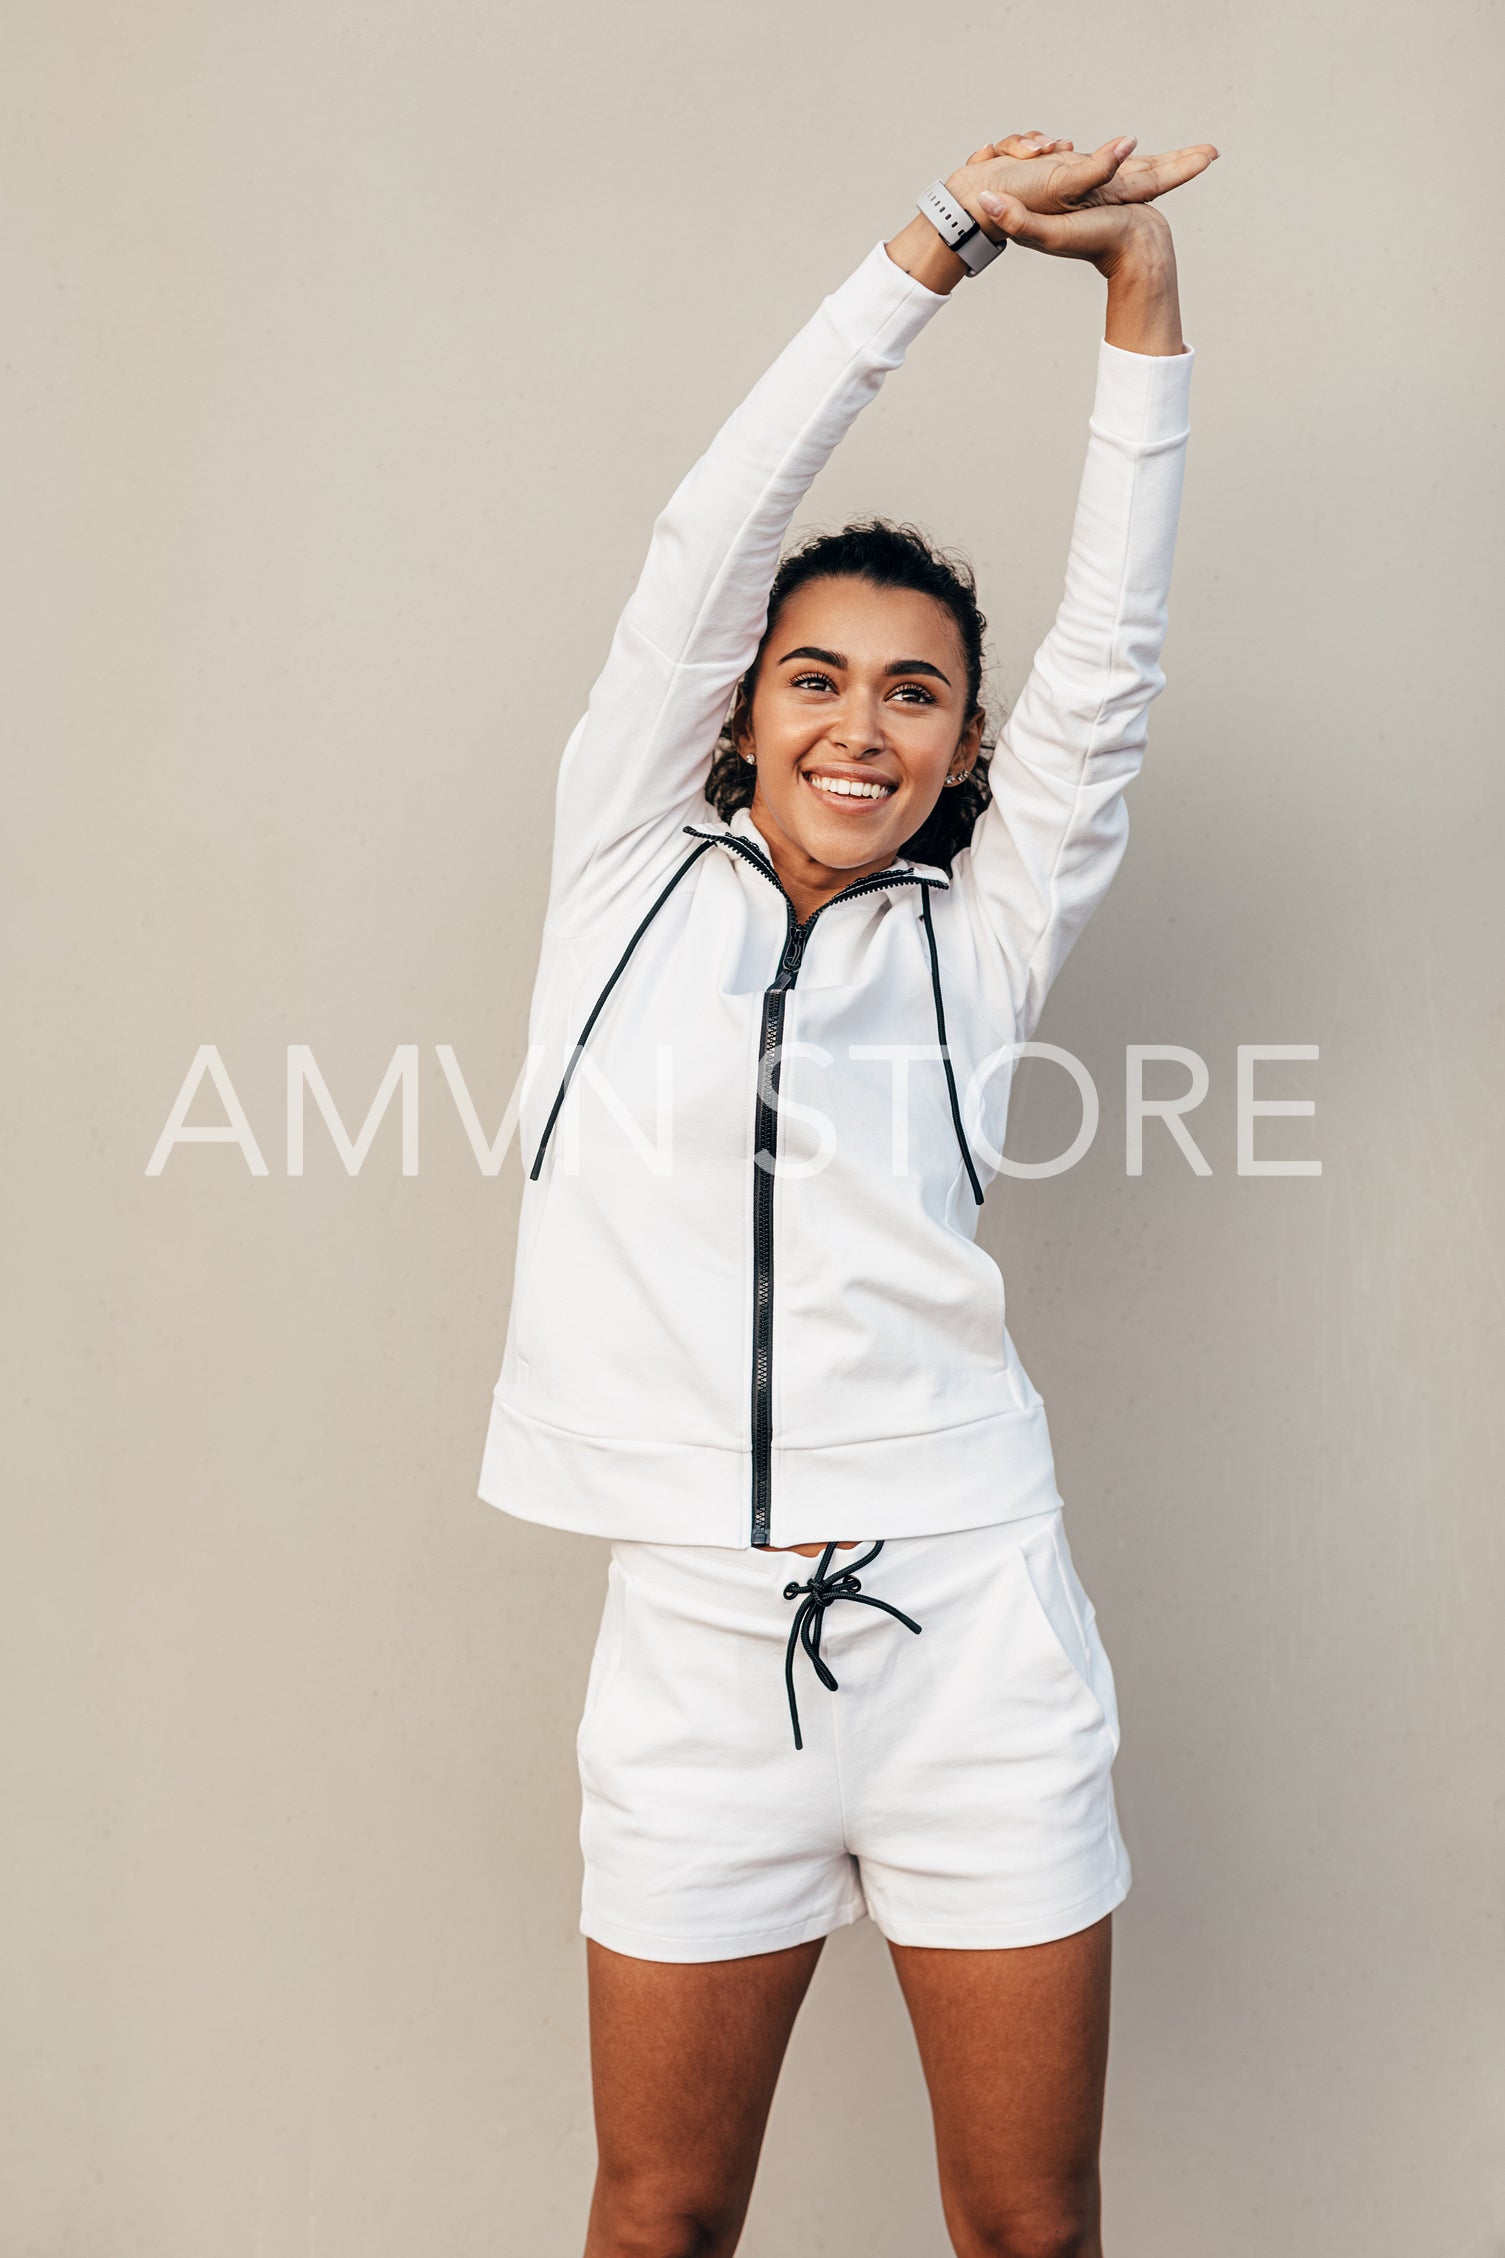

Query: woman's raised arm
943 181 1209 1041
542 131 1214 950
543 239 960 939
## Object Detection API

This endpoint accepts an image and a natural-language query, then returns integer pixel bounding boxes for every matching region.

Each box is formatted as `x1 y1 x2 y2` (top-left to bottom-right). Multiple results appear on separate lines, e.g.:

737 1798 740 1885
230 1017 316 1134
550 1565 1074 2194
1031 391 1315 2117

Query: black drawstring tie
780 1540 923 1751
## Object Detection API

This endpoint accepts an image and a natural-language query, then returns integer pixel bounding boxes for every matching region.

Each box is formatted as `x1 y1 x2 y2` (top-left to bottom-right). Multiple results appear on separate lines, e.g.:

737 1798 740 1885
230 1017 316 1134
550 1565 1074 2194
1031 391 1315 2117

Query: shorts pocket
1014 1517 1121 1754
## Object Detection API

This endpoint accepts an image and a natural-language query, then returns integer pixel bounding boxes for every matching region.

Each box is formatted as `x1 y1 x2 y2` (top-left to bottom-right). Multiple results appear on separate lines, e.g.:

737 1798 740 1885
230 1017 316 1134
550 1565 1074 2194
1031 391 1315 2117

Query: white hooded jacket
477 237 1195 1548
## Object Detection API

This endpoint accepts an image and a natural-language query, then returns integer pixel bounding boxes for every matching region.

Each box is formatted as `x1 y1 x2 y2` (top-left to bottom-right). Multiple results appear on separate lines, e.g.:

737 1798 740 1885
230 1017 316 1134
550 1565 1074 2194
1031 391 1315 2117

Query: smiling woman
474 120 1217 2258
705 517 995 915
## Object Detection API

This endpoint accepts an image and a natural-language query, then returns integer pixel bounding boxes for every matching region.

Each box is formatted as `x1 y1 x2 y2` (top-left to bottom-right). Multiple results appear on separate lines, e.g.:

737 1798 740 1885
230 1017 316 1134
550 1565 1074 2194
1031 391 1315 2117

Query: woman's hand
957 129 1216 355
948 131 1218 236
980 195 1188 353
975 189 1178 277
885 129 1215 315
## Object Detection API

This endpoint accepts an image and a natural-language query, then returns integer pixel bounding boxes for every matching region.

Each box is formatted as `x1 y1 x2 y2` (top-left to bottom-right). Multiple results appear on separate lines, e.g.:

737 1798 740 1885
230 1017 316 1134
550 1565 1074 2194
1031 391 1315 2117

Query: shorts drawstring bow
780 1539 923 1750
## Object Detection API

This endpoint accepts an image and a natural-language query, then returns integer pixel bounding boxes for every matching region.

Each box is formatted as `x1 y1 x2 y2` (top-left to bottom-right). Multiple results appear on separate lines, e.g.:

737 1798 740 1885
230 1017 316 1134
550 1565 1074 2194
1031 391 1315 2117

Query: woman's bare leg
583 1933 825 2258
887 1913 1114 2258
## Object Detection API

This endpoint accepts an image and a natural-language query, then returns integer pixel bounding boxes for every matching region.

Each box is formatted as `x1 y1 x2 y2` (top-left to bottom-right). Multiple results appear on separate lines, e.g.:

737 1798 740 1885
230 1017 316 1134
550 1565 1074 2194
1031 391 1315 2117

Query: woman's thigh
888 1914 1113 2255
583 1934 825 2256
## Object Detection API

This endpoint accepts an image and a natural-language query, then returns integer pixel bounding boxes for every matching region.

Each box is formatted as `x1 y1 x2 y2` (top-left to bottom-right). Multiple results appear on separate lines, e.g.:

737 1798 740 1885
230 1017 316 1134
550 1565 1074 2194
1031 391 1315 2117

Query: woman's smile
800 766 900 807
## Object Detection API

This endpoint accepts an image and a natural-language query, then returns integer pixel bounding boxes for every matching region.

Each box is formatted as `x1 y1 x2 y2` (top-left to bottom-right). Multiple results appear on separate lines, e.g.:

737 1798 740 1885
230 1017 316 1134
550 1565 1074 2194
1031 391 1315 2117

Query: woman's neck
744 802 898 924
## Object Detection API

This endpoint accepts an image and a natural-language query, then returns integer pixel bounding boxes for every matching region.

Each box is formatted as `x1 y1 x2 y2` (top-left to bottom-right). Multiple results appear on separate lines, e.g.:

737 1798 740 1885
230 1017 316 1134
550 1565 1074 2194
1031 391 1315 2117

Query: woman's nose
830 699 887 754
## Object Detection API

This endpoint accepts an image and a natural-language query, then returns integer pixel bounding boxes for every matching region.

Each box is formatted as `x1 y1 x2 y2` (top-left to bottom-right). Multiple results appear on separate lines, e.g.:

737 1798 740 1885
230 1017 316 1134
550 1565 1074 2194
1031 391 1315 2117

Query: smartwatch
915 178 1008 276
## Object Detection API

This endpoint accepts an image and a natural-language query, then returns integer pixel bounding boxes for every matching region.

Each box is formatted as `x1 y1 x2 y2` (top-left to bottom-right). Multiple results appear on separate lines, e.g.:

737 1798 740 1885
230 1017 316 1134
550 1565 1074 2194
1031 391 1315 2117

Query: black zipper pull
773 918 812 987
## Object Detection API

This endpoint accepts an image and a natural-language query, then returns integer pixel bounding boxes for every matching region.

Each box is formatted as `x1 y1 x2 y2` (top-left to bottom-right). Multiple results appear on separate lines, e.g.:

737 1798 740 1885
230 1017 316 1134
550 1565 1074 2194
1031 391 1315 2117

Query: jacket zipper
750 903 805 1549
528 823 966 1553
728 839 939 1547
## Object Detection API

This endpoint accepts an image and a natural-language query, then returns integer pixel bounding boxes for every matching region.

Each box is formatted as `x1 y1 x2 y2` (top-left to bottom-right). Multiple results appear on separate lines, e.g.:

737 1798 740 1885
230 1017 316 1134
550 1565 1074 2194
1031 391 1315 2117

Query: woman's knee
947 2200 1101 2258
585 2164 748 2258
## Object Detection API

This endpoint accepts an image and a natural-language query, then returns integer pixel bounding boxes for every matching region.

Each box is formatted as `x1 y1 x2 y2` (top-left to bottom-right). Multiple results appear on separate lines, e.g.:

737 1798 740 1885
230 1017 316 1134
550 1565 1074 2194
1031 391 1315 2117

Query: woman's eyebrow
775 644 952 686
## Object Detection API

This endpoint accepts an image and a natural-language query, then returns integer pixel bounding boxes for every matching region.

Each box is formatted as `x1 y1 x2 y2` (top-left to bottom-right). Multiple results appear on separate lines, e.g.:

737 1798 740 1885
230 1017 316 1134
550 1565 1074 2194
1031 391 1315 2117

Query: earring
741 751 755 766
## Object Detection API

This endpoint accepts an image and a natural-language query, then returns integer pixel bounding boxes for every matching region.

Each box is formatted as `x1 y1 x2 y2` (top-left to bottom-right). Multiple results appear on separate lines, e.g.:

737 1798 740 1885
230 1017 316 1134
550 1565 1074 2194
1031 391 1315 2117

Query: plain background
5 0 1503 2250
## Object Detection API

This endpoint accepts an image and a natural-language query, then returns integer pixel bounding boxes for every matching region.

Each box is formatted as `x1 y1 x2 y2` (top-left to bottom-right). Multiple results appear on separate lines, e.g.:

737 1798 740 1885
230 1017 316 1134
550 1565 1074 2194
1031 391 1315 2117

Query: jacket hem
477 1390 1065 1546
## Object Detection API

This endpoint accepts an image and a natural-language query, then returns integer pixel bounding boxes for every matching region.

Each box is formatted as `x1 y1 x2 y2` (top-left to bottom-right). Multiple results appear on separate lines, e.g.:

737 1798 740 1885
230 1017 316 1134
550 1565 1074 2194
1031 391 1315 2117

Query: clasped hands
945 127 1219 270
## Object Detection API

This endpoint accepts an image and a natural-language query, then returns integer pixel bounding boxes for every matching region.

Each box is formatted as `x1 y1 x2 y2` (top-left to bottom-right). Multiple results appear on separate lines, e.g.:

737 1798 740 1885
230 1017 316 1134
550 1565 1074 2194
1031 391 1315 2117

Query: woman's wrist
883 211 969 297
1101 212 1185 354
943 167 1005 242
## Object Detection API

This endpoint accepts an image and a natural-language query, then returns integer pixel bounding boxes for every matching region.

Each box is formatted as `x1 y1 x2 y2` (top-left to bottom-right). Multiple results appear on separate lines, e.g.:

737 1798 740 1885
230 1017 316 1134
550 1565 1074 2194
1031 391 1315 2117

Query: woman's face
738 576 984 893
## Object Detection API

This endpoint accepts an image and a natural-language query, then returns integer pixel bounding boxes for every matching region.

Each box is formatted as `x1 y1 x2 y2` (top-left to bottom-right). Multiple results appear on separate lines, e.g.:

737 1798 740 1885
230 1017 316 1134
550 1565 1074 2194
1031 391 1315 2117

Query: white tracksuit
478 238 1194 1552
477 238 1195 1954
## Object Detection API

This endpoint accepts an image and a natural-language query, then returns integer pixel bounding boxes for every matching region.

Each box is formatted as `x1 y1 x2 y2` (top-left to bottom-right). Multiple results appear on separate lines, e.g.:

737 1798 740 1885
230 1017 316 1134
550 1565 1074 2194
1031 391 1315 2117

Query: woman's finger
977 131 1067 162
976 188 1059 250
977 189 1122 260
1112 142 1220 201
1045 134 1137 206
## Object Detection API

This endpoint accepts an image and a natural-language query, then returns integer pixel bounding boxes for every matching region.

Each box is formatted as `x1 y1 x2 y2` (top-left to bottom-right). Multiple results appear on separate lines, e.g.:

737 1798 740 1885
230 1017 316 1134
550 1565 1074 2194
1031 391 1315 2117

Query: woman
479 124 1217 2257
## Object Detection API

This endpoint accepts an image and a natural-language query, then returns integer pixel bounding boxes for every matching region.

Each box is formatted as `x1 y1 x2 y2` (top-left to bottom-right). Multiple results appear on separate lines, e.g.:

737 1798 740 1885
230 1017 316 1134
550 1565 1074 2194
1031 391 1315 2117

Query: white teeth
804 773 894 801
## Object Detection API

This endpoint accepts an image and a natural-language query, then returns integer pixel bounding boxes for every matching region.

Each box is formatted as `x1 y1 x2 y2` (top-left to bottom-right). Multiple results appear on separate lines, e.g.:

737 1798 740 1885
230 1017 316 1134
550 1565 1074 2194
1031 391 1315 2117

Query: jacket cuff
1092 336 1195 444
822 238 955 358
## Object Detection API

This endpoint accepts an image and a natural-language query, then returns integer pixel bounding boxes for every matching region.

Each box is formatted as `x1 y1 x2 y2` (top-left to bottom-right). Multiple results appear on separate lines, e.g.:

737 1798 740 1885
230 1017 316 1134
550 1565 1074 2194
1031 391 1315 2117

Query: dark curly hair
704 518 998 870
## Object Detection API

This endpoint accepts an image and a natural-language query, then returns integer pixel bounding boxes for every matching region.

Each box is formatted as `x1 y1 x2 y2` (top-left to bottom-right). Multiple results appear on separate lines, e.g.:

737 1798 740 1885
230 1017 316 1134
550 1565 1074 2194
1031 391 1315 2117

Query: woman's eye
788 673 935 705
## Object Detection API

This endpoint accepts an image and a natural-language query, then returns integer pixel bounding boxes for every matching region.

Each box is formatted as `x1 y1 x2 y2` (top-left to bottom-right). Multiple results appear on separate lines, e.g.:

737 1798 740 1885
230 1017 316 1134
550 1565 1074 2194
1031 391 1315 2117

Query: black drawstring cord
919 885 986 1207
780 1540 923 1751
528 837 716 1182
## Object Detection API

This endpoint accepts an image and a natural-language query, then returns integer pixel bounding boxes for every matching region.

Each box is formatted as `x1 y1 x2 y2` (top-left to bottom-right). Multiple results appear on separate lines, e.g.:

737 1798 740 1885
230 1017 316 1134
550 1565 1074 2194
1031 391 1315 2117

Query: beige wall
6 1 1503 2249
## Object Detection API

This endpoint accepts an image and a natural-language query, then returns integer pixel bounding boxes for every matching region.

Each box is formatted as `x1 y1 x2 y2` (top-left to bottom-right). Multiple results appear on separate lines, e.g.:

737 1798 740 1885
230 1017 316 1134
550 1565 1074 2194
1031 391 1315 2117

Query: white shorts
577 1506 1131 1962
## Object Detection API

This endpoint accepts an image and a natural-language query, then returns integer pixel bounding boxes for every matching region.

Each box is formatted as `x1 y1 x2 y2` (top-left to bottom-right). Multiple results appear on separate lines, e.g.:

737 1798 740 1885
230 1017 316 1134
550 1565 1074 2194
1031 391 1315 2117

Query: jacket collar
684 802 951 892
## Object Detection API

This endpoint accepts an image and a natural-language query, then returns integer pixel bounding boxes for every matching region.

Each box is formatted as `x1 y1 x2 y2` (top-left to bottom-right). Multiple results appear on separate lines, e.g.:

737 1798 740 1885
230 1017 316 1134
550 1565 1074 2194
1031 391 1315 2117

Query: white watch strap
915 178 1007 275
